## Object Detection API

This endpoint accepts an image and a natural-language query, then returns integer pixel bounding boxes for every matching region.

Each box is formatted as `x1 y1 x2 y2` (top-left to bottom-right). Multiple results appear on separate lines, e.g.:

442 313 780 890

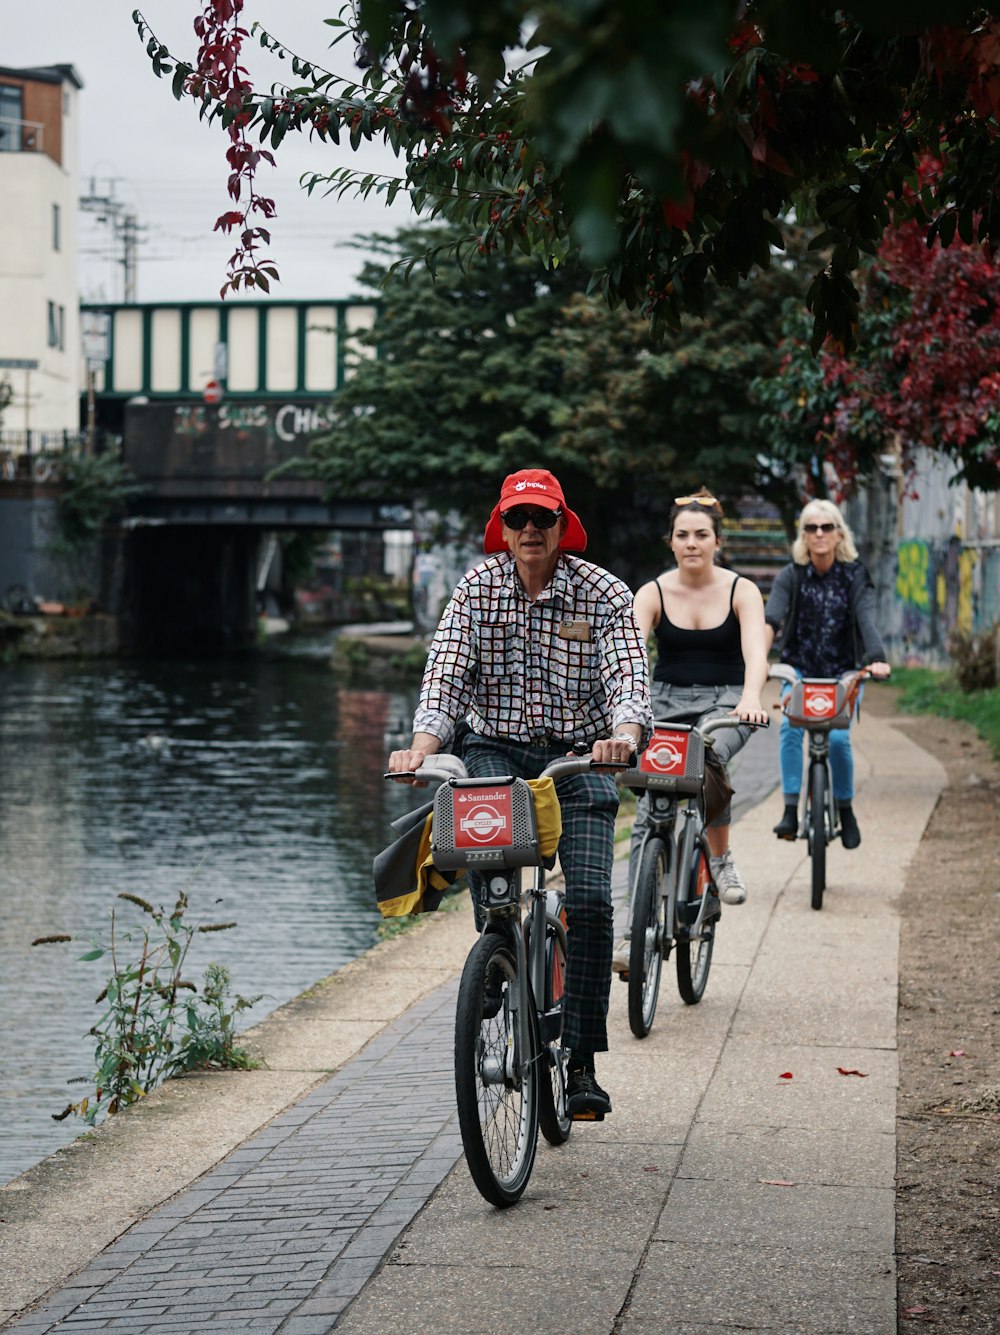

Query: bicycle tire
535 914 571 1145
676 844 715 1004
454 930 539 1207
628 836 667 1038
809 762 827 910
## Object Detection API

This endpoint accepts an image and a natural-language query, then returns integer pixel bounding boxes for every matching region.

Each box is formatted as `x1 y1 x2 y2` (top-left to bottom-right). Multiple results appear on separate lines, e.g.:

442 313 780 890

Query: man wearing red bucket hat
388 468 651 1118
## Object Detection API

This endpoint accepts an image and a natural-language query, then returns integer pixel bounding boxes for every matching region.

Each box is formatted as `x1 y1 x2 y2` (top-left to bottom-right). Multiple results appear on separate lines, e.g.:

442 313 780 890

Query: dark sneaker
566 1067 612 1120
840 806 861 850
773 804 798 840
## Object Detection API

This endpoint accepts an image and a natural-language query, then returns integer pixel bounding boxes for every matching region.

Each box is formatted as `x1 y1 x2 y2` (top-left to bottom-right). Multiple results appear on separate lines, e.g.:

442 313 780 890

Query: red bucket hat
483 468 588 554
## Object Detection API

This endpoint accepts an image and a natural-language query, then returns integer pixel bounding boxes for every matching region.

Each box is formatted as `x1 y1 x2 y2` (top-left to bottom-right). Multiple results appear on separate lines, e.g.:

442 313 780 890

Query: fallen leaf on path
837 1067 869 1077
778 1071 794 1080
759 1179 796 1187
643 1166 659 1172
900 1305 933 1319
948 1049 966 1057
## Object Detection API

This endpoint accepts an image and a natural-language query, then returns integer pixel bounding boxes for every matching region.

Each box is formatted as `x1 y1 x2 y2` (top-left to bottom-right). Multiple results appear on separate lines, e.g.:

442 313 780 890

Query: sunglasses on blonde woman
803 522 837 534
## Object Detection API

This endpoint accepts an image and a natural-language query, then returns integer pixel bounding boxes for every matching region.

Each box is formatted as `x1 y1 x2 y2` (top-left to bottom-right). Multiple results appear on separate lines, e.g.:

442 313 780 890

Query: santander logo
454 787 513 847
804 687 836 716
642 730 689 774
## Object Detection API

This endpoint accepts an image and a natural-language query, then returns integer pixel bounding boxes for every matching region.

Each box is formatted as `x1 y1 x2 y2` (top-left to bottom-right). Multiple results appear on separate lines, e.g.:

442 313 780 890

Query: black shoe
839 805 861 850
773 804 798 840
566 1066 612 1121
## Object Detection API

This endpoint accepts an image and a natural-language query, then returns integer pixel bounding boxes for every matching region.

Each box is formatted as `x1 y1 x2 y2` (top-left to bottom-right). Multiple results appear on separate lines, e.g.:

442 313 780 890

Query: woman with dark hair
614 490 768 969
764 498 891 849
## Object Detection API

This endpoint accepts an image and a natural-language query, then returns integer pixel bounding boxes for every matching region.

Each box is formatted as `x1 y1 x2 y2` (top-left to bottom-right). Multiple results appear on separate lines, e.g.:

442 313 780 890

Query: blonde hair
791 498 858 564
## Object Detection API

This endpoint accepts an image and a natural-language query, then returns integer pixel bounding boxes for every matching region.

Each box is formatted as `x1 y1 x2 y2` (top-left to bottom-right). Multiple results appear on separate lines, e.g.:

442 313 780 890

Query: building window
58 305 65 351
47 301 58 348
52 203 60 251
0 84 22 153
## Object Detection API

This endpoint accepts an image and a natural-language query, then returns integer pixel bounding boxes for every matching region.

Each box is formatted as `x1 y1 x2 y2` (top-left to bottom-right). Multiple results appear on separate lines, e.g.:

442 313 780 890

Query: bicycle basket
430 776 541 872
619 723 705 795
784 678 853 730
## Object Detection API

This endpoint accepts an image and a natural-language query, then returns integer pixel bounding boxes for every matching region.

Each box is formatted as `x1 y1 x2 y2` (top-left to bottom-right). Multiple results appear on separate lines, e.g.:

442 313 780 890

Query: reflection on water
0 652 420 1185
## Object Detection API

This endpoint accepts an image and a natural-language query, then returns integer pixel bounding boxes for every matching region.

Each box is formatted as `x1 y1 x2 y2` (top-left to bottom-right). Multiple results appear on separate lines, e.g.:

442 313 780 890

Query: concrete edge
0 901 477 1323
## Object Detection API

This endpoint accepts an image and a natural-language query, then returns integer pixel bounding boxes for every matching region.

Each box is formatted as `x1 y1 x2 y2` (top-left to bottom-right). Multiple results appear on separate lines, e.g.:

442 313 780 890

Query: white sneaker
612 936 631 973
710 851 747 905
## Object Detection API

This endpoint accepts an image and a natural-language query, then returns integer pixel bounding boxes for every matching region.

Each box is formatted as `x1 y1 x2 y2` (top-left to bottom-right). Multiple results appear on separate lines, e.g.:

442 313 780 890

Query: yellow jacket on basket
373 777 563 918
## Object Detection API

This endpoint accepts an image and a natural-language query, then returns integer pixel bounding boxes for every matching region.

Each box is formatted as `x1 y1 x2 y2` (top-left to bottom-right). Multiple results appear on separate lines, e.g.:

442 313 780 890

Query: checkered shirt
413 553 651 748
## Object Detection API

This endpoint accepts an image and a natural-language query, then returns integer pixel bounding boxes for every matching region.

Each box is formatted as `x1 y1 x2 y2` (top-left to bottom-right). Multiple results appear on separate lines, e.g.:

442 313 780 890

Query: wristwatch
611 733 638 748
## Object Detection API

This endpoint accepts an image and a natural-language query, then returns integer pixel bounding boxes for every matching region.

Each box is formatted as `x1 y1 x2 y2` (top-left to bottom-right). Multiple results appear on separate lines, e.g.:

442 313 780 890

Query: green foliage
892 665 1000 759
56 451 139 553
34 890 261 1126
139 2 997 351
287 221 816 577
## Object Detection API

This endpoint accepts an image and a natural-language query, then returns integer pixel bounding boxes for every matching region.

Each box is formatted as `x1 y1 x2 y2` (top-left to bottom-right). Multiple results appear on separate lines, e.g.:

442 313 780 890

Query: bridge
2 298 413 654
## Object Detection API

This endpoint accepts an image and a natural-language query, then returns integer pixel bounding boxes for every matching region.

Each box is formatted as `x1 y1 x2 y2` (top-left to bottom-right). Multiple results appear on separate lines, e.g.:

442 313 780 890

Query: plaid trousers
462 734 619 1058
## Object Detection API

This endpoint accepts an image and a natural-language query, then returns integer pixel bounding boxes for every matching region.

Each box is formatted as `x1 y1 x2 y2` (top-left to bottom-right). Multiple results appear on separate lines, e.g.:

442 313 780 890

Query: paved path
4 713 945 1333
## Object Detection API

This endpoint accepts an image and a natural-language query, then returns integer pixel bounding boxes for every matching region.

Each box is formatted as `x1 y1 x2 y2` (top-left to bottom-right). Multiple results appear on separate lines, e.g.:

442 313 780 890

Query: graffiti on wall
892 537 986 657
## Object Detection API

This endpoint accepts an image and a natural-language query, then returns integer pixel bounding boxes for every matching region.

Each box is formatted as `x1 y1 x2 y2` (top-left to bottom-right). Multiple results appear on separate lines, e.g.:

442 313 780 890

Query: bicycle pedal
615 969 629 982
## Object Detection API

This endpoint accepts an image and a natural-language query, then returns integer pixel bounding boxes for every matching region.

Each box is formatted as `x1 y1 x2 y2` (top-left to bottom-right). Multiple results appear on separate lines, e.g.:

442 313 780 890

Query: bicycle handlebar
768 664 876 687
384 752 635 785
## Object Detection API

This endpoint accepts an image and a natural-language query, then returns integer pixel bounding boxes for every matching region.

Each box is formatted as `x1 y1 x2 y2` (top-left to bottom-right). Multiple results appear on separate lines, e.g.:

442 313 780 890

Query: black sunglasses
803 522 837 534
501 506 562 530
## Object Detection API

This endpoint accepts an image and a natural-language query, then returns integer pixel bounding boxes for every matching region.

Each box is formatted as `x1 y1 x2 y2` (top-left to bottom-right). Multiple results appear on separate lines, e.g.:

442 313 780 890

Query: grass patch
891 666 1000 759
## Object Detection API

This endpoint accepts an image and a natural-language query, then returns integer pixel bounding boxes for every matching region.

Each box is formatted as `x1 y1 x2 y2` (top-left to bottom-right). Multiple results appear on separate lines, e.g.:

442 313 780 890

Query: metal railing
0 117 45 153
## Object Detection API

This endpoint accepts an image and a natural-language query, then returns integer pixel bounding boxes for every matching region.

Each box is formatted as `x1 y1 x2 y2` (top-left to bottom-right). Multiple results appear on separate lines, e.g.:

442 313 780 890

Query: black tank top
652 577 745 687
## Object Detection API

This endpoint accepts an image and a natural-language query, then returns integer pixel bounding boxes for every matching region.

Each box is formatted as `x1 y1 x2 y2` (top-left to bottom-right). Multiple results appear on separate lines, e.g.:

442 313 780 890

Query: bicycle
617 717 764 1038
768 664 872 910
385 751 626 1208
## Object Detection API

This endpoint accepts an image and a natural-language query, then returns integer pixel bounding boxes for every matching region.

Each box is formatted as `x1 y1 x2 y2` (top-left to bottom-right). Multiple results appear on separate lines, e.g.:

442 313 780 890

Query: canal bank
0 899 477 1326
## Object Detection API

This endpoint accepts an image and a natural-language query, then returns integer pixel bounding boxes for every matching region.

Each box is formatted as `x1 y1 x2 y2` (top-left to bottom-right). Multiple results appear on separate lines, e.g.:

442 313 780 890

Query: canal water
0 644 423 1185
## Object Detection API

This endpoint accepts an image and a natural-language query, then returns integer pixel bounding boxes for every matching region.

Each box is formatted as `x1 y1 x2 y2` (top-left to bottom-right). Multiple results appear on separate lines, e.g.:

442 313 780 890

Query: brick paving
8 986 463 1335
7 725 779 1335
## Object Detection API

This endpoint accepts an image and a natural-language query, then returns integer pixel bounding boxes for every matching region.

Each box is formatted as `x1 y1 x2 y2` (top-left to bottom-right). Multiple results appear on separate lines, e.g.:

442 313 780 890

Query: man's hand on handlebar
866 661 892 679
386 732 442 784
590 728 641 767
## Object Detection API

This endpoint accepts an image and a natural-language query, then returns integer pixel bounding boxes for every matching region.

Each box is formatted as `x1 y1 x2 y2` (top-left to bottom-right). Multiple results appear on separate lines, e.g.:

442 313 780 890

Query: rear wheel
809 762 827 911
628 837 667 1038
454 931 539 1207
676 846 715 1004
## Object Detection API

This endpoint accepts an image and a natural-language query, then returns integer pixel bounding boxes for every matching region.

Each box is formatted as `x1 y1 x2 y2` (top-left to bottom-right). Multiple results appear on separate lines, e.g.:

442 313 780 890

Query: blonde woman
764 499 891 848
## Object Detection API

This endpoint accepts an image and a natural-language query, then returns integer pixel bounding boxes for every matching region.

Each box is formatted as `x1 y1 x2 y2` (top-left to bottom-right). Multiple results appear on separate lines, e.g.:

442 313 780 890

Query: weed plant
33 890 262 1125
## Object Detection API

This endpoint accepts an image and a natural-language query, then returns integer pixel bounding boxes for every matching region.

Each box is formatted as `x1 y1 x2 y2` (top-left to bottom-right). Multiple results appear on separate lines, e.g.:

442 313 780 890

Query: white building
0 63 83 437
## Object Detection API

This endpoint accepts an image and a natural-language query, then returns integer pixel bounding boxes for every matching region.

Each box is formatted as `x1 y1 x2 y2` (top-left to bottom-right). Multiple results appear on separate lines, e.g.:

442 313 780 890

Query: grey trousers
626 683 752 907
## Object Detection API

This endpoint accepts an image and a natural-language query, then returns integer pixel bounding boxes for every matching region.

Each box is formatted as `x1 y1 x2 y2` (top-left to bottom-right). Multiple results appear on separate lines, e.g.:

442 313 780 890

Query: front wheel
534 913 572 1146
676 845 715 1004
809 762 827 911
628 837 667 1038
454 931 539 1207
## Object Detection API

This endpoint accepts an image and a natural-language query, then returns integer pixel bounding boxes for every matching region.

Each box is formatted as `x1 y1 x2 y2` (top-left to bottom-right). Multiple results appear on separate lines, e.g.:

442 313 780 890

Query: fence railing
0 117 45 153
0 430 121 483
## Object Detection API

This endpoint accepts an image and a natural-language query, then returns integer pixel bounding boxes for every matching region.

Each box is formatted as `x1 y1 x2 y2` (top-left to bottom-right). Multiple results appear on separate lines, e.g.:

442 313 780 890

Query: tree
136 2 1000 351
755 214 1000 495
283 221 817 576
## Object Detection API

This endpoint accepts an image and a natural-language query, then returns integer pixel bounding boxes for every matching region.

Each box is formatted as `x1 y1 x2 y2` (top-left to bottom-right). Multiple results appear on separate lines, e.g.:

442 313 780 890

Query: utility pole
79 179 143 303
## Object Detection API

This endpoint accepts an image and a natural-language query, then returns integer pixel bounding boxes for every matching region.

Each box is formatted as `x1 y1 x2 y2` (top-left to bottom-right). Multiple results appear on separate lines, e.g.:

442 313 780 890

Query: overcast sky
3 0 417 304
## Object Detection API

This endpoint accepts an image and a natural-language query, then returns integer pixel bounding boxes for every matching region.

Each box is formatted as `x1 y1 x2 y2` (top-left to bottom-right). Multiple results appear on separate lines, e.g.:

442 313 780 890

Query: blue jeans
778 678 860 803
